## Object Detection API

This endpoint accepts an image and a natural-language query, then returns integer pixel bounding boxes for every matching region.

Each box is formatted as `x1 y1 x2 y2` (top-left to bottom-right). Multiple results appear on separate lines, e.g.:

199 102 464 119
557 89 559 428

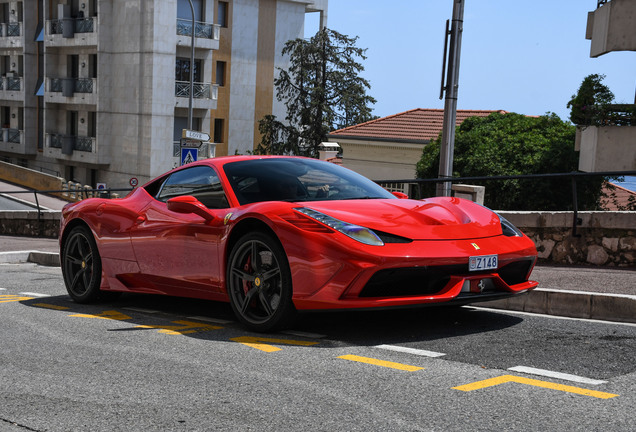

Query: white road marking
19 292 50 298
468 306 636 328
375 344 446 358
508 366 607 385
187 316 233 325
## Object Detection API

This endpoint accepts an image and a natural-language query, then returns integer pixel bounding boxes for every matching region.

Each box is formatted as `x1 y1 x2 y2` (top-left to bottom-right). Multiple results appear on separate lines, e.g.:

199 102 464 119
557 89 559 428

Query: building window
175 57 202 82
214 119 224 143
217 1 228 27
215 61 226 86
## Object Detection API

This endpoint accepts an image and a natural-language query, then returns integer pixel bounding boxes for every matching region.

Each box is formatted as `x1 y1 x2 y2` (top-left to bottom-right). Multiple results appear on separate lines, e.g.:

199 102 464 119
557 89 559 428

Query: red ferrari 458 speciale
60 156 538 331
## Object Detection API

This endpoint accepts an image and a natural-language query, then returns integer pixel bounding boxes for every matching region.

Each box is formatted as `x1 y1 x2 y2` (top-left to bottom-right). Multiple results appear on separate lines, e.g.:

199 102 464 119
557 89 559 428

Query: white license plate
469 254 498 271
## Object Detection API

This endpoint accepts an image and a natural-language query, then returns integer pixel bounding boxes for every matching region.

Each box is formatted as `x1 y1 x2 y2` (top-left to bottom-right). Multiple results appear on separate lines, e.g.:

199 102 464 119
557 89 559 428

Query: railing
0 128 21 143
6 22 20 37
7 128 20 143
50 19 63 34
75 18 94 33
597 0 609 8
175 81 216 99
375 170 636 236
176 19 220 40
49 77 94 94
0 187 134 223
6 77 21 91
49 17 95 35
48 134 94 153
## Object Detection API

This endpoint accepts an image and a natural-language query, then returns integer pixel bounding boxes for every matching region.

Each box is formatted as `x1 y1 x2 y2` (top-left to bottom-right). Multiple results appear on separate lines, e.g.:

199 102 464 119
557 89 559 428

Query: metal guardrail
0 188 134 225
375 170 636 237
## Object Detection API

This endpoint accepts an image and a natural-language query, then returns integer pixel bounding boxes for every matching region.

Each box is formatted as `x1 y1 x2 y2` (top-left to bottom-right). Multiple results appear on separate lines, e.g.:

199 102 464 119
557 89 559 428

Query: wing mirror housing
391 191 409 199
167 195 215 223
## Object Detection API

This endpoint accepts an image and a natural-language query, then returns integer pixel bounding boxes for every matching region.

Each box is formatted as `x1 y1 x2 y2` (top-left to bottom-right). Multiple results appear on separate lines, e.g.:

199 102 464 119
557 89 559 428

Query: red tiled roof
329 108 507 142
600 182 636 211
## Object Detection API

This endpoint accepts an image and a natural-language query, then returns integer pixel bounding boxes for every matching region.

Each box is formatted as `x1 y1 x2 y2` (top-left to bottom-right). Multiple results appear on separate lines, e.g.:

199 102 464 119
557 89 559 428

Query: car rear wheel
227 232 295 332
62 226 103 303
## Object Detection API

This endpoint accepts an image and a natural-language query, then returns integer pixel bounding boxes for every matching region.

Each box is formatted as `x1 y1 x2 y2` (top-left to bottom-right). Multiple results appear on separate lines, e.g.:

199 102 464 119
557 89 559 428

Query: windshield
223 158 396 205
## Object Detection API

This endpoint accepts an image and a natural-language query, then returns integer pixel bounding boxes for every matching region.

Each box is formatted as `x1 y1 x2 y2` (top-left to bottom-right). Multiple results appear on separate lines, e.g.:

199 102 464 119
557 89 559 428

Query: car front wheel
227 232 296 332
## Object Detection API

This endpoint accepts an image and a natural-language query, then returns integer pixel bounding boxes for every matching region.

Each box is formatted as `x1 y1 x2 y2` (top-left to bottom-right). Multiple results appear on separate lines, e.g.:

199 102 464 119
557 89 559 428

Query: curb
0 251 60 267
480 288 636 324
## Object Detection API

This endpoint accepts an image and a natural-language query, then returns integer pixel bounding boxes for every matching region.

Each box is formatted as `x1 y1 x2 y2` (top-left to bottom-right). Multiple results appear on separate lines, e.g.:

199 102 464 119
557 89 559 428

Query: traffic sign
180 138 204 148
181 148 198 165
182 129 210 141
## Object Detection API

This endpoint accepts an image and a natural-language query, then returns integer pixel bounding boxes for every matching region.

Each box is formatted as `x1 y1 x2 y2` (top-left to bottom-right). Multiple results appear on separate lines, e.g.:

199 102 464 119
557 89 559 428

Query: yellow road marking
338 355 424 372
34 303 71 311
453 375 618 399
231 336 319 352
0 295 33 303
135 320 222 335
69 310 133 321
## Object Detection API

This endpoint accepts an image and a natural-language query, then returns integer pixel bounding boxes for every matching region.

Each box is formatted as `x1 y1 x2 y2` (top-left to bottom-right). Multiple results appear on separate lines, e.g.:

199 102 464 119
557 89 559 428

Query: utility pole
437 0 465 196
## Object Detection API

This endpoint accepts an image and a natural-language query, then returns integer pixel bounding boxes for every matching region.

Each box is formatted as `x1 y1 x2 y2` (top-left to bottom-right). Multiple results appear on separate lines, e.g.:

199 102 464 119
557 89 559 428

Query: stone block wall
501 211 635 267
0 211 61 238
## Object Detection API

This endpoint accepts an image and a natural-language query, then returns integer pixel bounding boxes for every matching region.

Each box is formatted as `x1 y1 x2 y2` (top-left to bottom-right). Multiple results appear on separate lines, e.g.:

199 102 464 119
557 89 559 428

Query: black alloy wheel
227 232 295 332
62 226 103 303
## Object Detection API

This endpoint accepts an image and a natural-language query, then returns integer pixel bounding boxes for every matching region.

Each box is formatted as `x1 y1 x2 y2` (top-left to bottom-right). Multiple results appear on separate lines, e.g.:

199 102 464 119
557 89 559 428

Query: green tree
256 28 376 157
415 112 604 210
567 74 614 126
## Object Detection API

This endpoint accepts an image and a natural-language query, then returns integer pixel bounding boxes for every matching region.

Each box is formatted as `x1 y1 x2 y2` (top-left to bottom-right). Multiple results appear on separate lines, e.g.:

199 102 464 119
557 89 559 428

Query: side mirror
391 191 409 199
167 195 215 223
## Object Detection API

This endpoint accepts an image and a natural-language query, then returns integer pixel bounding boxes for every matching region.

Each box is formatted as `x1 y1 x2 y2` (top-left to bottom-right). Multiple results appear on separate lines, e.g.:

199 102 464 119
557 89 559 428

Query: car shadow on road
19 292 523 348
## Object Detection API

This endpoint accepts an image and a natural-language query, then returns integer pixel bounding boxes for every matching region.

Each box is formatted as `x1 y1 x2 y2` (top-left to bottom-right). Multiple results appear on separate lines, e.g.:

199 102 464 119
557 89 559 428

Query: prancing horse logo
471 243 480 250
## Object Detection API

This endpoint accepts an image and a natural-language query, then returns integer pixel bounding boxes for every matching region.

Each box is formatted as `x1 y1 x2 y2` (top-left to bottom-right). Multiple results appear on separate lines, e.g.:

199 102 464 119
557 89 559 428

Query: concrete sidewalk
1 234 634 324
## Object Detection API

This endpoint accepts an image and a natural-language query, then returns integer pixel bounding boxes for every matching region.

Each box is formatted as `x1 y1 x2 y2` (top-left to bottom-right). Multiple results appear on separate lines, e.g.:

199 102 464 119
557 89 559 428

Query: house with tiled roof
600 181 636 211
327 108 506 181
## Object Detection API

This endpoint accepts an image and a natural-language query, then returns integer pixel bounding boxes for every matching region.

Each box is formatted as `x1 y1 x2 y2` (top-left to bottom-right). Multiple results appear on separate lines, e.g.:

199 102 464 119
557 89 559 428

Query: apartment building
0 0 327 188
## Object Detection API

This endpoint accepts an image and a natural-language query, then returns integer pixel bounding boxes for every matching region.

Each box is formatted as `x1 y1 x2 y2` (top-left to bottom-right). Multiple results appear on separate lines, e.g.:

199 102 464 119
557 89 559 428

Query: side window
157 166 229 209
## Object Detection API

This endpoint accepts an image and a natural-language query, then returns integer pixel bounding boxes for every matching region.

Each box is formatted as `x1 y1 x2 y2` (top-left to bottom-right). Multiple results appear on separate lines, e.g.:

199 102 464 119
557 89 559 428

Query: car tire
61 225 103 303
227 231 296 332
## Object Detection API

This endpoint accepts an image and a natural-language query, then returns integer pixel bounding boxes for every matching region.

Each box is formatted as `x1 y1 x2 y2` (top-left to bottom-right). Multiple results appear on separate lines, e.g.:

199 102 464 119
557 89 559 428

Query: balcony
0 128 29 155
577 104 636 171
45 17 97 47
46 77 97 105
45 133 107 165
176 19 220 51
174 81 218 110
586 0 636 57
0 76 23 101
0 22 22 49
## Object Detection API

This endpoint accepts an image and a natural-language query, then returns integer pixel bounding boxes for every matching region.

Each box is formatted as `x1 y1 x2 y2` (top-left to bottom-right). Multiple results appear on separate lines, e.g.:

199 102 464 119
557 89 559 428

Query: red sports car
60 156 538 331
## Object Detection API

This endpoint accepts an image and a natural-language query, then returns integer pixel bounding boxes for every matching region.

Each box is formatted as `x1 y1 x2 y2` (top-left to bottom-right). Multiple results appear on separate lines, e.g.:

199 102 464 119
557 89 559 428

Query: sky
305 0 636 122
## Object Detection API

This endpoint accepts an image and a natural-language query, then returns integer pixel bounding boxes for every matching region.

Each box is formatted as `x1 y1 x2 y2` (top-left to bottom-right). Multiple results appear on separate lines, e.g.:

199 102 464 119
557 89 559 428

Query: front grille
359 265 467 298
498 259 534 286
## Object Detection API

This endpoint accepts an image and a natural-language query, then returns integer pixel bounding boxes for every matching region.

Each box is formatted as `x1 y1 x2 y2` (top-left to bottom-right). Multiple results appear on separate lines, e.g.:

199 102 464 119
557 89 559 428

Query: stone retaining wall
501 211 635 267
0 209 634 266
0 211 61 238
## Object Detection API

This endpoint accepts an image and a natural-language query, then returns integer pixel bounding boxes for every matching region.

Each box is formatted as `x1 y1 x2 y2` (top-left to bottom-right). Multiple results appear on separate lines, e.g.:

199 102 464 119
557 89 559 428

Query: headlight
294 208 384 246
498 214 524 237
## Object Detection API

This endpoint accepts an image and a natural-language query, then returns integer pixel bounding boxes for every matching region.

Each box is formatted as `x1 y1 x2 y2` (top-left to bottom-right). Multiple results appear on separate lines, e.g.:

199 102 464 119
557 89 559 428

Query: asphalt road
1 263 635 431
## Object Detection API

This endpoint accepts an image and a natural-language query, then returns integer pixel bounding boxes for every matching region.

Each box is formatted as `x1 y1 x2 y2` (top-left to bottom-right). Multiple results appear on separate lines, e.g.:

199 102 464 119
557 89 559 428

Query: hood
298 197 502 240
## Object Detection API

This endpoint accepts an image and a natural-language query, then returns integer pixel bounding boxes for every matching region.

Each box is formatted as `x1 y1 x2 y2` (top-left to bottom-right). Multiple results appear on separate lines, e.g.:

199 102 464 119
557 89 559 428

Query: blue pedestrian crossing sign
181 148 198 165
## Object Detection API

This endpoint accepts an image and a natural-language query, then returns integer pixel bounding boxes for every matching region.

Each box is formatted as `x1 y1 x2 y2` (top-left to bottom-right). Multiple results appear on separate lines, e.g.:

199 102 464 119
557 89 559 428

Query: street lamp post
187 0 195 130
437 0 465 197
